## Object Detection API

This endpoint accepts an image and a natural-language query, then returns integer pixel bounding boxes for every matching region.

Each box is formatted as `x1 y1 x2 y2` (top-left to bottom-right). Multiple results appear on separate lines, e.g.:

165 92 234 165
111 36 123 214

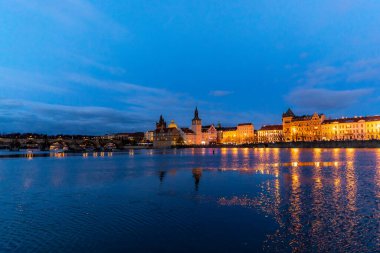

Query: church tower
156 115 167 130
191 107 202 144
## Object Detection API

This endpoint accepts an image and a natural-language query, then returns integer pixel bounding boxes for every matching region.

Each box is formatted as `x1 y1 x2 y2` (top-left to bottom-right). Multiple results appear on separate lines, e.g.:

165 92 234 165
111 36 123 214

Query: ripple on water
0 148 379 252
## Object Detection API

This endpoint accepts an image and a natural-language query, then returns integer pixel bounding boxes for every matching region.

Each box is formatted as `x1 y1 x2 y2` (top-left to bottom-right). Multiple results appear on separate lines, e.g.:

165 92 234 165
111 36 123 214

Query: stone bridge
0 137 123 151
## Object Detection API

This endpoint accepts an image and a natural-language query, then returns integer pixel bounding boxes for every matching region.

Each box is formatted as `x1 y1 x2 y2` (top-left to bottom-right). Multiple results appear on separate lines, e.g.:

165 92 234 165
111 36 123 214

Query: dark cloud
0 100 152 135
300 58 380 87
285 88 372 112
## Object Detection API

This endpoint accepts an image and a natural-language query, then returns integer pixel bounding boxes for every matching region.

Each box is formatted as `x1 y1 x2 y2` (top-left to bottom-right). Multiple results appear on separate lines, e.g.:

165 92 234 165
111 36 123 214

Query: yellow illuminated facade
153 108 254 147
365 117 380 140
282 109 325 142
152 107 380 147
283 109 380 142
257 125 283 143
321 118 366 141
219 123 255 144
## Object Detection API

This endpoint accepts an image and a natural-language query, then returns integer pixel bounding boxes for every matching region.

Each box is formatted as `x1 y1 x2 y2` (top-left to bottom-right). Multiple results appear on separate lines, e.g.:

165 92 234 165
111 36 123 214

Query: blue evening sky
1 0 380 134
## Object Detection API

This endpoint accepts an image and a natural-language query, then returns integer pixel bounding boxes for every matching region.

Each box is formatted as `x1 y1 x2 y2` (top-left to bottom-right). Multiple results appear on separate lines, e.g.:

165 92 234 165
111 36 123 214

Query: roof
259 125 283 131
168 120 178 128
181 128 195 134
238 123 253 126
155 128 180 134
289 113 324 122
282 108 295 117
364 115 380 122
113 132 144 137
220 127 237 131
323 115 380 124
192 107 201 121
202 125 216 131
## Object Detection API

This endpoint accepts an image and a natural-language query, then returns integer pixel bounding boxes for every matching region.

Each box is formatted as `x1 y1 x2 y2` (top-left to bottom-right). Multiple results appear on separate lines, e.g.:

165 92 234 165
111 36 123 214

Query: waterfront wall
252 140 380 148
175 140 380 149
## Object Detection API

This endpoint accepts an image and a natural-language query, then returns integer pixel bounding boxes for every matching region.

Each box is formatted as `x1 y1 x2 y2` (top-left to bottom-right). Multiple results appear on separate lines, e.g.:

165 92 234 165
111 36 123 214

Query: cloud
12 0 127 36
71 54 127 75
0 69 259 134
300 65 340 87
285 88 372 111
0 71 203 134
0 99 152 135
286 57 380 112
66 73 165 94
209 90 234 97
300 58 380 87
0 67 68 94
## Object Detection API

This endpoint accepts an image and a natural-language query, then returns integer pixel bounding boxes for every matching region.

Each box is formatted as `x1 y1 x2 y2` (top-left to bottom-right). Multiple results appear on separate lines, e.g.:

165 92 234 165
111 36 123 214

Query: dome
168 120 178 129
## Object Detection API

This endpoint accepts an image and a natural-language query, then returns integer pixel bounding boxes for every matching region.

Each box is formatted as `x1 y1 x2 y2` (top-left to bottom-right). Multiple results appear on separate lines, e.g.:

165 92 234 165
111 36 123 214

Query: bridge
0 137 124 151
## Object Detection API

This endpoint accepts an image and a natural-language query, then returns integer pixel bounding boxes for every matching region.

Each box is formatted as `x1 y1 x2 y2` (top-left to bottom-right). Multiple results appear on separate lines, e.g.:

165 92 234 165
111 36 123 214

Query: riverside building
257 125 283 143
152 108 254 147
282 109 380 142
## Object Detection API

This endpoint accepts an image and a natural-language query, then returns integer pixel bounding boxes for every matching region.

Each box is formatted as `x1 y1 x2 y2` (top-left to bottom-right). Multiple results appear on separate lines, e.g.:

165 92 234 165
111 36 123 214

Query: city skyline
1 1 380 134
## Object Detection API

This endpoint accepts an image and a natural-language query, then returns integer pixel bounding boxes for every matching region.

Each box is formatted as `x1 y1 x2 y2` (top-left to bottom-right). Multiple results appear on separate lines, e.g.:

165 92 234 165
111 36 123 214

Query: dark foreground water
0 148 379 253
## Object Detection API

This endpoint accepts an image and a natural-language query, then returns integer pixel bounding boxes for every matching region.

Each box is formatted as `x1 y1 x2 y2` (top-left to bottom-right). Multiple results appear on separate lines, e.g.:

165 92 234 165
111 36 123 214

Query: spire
283 108 295 117
193 107 201 121
156 114 167 129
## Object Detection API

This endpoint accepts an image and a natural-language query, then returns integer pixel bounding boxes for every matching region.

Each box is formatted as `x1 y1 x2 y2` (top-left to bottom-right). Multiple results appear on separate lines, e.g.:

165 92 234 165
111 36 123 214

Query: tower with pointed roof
282 108 295 125
156 115 167 130
191 107 202 144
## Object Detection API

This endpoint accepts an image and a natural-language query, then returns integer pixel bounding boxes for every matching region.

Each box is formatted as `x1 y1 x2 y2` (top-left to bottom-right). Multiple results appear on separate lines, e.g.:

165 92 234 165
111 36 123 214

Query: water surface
0 148 379 252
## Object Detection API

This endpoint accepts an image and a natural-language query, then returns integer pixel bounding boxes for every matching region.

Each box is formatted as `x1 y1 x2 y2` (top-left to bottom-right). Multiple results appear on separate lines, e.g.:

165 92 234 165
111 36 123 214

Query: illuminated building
152 108 254 147
282 109 325 142
153 116 183 148
191 107 203 145
321 116 380 140
365 116 380 140
218 123 255 144
201 125 218 144
218 126 238 144
237 123 255 143
321 117 366 141
144 131 154 142
283 109 380 142
257 125 283 143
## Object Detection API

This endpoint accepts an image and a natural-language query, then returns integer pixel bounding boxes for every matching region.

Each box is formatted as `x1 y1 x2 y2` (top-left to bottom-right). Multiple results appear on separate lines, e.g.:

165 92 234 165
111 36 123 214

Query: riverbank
175 140 380 149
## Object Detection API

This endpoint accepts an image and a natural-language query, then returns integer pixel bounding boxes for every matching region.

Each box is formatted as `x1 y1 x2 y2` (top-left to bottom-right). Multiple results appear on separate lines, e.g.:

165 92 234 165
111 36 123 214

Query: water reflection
192 168 202 191
214 148 378 252
158 171 166 183
0 148 378 252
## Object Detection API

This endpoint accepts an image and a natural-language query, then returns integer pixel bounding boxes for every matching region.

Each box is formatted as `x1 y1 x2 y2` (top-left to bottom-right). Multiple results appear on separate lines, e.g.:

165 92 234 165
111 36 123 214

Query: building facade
321 116 380 141
257 125 283 143
282 109 325 142
282 109 380 142
218 123 255 144
152 108 255 147
153 116 183 148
